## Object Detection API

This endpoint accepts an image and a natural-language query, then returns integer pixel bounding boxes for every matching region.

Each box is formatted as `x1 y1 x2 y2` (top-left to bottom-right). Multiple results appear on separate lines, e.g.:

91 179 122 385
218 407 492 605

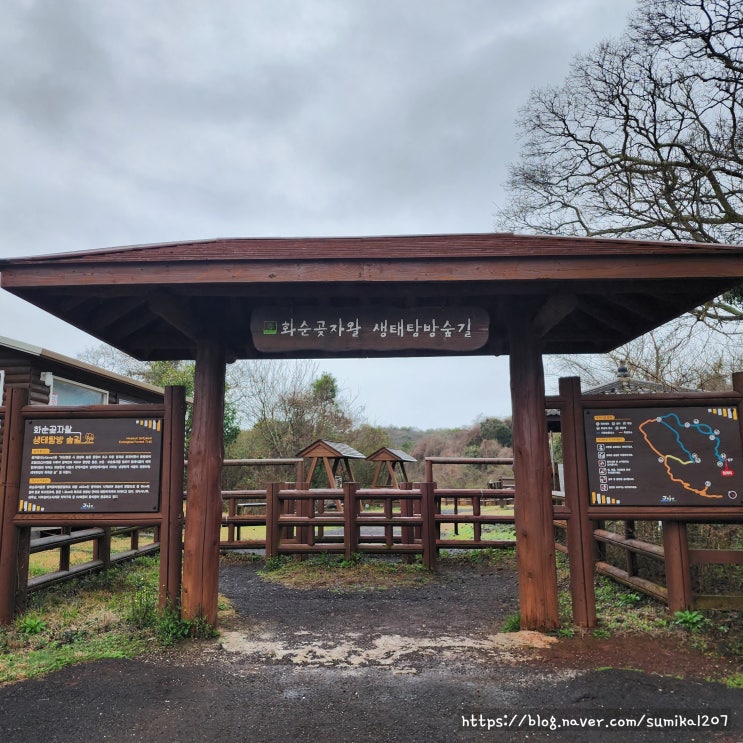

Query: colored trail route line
638 413 724 500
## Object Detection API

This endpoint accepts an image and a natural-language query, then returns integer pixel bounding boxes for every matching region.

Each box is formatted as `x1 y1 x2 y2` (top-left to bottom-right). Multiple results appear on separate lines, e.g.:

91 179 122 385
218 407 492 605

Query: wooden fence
554 518 743 611
216 456 519 556
7 377 743 623
424 456 517 548
219 458 304 549
26 525 160 593
265 483 436 567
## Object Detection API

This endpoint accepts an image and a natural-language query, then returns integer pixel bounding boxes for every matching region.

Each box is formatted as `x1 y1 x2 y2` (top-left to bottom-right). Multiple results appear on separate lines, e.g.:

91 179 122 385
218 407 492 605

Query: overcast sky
1 0 637 429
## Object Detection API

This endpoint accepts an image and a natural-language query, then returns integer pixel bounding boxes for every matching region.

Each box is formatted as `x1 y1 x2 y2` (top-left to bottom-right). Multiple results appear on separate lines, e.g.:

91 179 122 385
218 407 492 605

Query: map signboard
585 406 743 507
251 306 489 353
18 417 163 513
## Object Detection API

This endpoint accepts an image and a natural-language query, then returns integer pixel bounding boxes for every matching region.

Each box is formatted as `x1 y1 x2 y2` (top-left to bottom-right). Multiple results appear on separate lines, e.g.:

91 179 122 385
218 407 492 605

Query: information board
585 406 743 507
19 417 163 513
251 306 489 353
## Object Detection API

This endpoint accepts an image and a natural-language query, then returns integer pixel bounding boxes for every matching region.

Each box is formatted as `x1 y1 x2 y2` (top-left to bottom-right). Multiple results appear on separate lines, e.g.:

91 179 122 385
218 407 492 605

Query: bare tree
226 360 363 457
546 315 743 391
497 0 743 321
78 344 363 460
77 344 150 379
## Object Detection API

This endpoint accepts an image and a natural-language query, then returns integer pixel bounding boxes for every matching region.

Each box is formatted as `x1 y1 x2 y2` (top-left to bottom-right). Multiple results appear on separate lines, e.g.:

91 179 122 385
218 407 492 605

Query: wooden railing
265 483 436 567
27 525 160 593
218 458 304 550
258 479 521 567
554 516 743 611
434 487 516 549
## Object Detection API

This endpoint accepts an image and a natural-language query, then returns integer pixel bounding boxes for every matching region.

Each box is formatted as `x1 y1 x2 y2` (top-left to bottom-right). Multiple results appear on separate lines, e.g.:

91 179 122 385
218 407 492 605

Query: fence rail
219 480 519 560
27 525 160 593
264 483 437 566
554 518 743 611
217 458 303 550
434 486 516 549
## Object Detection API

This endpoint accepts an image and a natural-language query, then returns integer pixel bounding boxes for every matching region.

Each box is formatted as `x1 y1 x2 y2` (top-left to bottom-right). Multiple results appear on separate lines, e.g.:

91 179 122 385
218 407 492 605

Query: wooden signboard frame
576 388 743 521
553 375 743 627
0 386 186 623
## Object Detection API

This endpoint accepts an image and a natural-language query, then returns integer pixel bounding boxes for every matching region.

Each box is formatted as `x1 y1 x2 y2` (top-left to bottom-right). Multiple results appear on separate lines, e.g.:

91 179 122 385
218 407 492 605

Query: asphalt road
0 560 741 742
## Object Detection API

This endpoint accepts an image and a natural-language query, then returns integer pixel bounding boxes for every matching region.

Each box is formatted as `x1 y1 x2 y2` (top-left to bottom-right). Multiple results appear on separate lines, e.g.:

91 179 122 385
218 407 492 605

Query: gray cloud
0 0 637 426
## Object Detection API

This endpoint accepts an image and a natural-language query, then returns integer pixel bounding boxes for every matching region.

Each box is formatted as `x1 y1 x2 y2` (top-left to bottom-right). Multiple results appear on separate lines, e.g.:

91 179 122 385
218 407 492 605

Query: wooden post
265 482 281 558
181 343 226 625
14 527 30 617
400 482 413 548
418 482 436 570
663 521 693 612
60 527 71 572
509 323 560 630
0 387 27 623
94 527 112 571
344 482 358 560
625 521 638 578
159 385 186 609
558 377 597 628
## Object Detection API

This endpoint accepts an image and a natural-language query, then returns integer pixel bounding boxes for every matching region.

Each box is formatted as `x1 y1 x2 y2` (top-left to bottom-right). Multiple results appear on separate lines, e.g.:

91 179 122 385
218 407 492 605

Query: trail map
584 406 743 507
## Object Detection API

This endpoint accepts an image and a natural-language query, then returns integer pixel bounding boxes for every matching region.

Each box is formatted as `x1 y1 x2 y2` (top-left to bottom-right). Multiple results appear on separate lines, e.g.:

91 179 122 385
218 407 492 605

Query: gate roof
1 232 742 360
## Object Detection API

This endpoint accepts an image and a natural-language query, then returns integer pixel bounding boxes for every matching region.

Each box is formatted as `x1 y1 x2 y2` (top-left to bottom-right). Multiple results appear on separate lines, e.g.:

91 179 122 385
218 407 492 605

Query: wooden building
0 335 165 407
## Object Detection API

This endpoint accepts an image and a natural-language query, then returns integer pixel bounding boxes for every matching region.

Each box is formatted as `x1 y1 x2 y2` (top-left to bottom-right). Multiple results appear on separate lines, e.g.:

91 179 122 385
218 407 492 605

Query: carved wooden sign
251 306 489 353
19 417 163 513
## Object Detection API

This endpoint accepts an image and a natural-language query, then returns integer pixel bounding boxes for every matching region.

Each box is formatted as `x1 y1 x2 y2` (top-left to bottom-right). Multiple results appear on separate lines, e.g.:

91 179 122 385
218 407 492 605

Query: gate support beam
509 320 560 630
182 342 226 625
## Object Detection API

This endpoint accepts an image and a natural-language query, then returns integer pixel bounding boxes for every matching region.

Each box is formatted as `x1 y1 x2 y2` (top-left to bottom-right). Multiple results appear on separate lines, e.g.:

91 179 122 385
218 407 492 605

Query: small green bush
672 609 709 632
17 614 48 635
501 612 521 633
124 589 158 629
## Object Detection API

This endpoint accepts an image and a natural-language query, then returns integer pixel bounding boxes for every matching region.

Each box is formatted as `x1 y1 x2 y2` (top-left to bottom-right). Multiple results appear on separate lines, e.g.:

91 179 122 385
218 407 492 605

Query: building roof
0 334 165 399
296 440 366 460
584 369 697 395
2 232 742 360
366 447 417 463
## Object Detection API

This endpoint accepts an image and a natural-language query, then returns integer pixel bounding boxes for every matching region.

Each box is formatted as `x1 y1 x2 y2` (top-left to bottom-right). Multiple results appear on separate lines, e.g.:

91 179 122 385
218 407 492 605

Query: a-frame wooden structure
367 447 416 488
296 439 365 488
